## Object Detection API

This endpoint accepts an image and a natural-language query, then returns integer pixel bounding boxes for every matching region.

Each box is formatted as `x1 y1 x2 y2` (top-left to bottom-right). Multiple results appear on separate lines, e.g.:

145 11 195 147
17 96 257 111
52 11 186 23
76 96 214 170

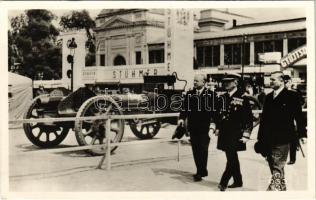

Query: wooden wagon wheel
23 95 70 148
74 96 125 156
129 118 161 139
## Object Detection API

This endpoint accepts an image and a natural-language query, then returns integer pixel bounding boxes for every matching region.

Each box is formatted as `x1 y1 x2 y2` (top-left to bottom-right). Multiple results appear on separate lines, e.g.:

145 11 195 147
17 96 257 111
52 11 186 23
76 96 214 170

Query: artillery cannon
23 74 184 156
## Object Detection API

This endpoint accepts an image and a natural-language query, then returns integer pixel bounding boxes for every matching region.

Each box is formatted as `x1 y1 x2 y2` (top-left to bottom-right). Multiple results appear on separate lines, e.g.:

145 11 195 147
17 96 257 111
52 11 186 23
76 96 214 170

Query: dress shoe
227 182 243 188
193 174 202 182
287 161 295 165
217 184 226 191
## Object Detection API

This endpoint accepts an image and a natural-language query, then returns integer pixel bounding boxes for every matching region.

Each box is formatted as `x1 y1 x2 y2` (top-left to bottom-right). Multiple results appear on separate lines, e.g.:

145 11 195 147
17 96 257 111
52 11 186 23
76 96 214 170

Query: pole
241 34 245 90
71 60 74 92
96 119 112 170
106 119 112 170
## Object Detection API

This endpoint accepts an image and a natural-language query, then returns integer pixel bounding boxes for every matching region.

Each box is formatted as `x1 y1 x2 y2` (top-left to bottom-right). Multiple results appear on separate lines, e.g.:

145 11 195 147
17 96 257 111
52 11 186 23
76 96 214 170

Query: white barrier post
105 119 112 170
96 119 112 170
177 139 180 168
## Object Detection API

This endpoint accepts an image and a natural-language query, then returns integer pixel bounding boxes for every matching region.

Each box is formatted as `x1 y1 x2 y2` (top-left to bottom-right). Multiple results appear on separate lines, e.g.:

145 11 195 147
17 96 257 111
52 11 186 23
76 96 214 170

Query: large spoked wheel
74 96 125 156
244 95 261 127
23 96 70 148
129 118 161 139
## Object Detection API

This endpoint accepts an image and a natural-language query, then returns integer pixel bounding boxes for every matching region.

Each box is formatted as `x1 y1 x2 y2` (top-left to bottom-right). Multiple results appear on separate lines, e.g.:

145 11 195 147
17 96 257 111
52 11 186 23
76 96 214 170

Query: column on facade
250 41 255 66
128 34 135 65
106 37 111 66
220 44 224 66
283 38 288 56
143 44 148 64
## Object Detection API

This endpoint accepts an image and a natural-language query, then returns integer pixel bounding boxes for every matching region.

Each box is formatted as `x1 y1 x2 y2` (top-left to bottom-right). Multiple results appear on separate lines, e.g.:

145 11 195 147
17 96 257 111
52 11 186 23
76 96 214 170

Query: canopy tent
9 72 33 129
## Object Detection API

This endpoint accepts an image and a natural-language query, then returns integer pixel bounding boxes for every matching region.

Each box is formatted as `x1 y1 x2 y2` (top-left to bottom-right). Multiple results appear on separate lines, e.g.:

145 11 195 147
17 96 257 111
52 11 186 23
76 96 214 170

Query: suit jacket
216 89 253 151
179 88 218 135
257 88 306 150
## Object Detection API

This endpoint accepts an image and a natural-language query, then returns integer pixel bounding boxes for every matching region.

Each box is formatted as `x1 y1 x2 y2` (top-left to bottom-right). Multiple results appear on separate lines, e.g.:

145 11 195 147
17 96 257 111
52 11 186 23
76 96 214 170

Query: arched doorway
113 55 126 66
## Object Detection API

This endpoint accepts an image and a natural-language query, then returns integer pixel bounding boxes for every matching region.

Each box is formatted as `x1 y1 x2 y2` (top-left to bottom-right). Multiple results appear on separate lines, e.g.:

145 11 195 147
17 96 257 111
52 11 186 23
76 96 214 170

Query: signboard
165 9 194 90
280 45 307 68
82 64 166 84
258 52 282 64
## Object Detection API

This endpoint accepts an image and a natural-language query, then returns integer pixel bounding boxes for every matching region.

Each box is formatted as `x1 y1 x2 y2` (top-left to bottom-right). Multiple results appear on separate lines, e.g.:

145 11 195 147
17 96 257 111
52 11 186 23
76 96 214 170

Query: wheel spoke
140 126 144 134
46 132 50 142
98 137 104 144
84 129 93 137
37 130 44 139
110 127 120 133
31 124 39 129
53 131 58 137
90 136 97 144
104 104 113 115
146 126 150 134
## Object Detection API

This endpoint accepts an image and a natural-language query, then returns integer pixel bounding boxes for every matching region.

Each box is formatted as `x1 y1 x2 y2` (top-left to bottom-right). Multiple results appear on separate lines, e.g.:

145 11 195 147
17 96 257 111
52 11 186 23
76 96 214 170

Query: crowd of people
177 71 307 191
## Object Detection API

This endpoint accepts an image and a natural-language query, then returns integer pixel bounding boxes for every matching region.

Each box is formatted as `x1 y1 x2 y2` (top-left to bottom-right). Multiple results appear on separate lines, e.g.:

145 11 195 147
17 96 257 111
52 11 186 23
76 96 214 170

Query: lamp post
67 38 77 92
241 34 248 92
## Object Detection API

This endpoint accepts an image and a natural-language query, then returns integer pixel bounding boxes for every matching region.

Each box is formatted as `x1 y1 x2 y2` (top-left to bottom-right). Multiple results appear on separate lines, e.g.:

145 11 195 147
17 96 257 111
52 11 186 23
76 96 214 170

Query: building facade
89 9 306 91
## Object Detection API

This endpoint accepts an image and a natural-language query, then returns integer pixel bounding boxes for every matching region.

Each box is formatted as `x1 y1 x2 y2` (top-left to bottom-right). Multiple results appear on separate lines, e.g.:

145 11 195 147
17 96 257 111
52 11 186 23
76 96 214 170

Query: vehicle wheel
75 96 124 156
23 95 69 148
129 119 161 139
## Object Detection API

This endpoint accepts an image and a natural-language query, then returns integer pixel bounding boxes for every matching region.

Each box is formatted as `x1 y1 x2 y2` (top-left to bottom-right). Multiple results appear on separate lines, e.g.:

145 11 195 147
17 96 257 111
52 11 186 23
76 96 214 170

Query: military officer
215 73 253 191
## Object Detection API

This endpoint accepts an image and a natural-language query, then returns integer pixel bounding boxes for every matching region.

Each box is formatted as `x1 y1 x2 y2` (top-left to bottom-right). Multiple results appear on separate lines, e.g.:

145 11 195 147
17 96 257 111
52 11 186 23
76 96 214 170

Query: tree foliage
9 9 61 80
60 10 96 66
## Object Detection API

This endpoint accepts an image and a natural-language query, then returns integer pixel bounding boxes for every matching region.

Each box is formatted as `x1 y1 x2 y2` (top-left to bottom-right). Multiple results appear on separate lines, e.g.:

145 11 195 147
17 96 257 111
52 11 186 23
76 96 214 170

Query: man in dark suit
215 73 253 191
178 74 218 182
256 71 306 191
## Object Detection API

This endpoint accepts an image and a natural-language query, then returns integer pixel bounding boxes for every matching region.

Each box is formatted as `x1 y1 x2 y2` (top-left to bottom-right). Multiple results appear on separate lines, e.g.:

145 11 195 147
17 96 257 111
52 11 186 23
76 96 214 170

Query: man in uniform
215 73 253 191
178 74 218 182
256 71 306 191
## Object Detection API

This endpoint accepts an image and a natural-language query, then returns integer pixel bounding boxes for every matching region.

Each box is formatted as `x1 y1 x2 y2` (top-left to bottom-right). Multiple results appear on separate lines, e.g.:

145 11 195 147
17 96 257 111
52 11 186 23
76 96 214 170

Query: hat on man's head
222 72 241 81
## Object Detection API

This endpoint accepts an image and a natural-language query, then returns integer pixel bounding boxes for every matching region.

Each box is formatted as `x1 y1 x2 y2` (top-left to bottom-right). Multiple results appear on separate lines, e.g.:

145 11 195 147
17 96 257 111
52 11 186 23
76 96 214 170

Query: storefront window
100 54 105 66
288 38 306 53
149 50 164 64
254 40 283 64
196 45 220 67
224 43 250 65
135 51 142 65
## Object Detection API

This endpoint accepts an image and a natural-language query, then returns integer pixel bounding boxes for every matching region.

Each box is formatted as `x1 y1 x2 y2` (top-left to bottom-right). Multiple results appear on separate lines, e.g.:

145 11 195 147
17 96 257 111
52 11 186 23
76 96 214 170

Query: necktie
273 92 277 99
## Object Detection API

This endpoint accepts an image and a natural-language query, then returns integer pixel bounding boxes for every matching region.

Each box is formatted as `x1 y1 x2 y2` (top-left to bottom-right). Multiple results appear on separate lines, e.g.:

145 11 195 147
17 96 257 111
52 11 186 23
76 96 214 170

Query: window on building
149 50 164 64
288 38 306 53
100 54 105 66
136 51 142 65
113 55 126 66
196 45 220 67
224 43 250 65
254 40 283 64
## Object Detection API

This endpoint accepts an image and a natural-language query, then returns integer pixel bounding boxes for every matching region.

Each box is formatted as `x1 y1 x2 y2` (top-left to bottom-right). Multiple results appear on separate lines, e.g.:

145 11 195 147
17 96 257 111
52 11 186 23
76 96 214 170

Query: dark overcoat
179 88 217 135
216 89 253 151
257 88 306 154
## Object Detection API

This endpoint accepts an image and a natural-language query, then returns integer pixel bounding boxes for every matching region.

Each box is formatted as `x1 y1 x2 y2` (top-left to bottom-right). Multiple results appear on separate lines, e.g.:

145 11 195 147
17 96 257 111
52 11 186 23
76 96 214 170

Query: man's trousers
190 133 210 177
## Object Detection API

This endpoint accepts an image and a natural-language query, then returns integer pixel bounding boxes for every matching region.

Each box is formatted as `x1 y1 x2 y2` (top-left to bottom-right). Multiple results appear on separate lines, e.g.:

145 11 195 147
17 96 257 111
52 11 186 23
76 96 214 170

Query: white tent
9 72 33 129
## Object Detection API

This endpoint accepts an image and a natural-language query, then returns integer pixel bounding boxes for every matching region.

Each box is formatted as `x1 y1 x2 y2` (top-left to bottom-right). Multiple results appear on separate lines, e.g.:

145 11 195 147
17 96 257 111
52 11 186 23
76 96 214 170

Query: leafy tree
8 9 61 79
60 10 96 66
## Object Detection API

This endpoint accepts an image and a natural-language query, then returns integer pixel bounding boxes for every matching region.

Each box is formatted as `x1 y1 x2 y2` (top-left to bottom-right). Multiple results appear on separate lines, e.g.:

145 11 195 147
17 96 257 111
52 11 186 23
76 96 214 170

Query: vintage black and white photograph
2 1 315 199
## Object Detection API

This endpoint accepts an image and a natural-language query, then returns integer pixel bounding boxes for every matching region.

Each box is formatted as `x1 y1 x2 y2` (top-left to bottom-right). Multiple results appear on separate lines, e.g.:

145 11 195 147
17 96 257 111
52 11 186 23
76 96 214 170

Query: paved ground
9 124 307 192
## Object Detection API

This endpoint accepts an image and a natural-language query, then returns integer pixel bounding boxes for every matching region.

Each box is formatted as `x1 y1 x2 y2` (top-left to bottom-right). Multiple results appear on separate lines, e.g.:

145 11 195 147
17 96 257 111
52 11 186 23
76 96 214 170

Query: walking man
256 71 306 191
178 74 218 182
215 73 253 191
